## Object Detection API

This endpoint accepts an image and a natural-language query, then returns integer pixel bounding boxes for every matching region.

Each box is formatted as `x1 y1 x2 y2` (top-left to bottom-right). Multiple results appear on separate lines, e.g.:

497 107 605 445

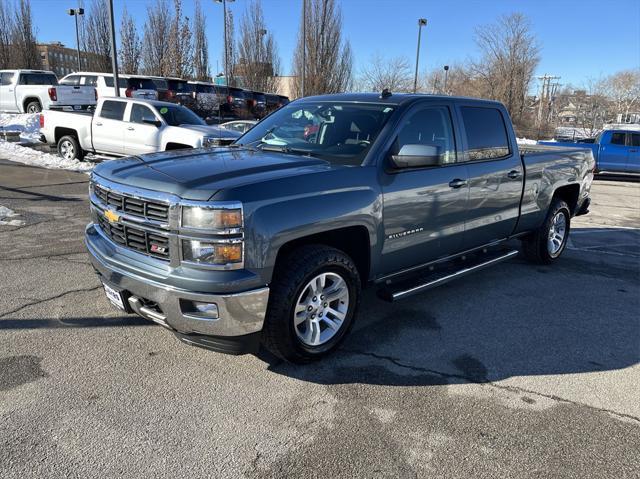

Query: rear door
92 100 127 155
599 131 629 172
456 104 524 249
124 103 162 155
380 102 469 274
626 133 640 173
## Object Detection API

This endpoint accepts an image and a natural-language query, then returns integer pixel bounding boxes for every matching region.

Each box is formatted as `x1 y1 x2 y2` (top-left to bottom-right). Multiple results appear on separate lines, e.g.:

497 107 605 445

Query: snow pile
0 140 93 173
517 137 537 145
0 113 41 142
0 205 25 226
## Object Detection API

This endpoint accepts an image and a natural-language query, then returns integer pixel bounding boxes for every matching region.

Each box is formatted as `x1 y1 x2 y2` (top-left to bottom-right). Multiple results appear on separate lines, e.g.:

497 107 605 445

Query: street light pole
301 0 306 97
107 0 120 96
67 7 84 72
215 0 235 87
413 18 427 93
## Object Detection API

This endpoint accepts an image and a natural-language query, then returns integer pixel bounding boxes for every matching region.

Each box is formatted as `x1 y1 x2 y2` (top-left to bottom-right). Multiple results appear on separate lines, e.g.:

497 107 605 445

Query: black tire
521 198 571 264
262 245 361 363
25 100 42 113
57 135 84 161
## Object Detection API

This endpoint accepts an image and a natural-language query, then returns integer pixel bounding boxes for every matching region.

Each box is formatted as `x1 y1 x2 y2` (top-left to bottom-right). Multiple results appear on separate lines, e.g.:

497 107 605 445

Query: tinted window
630 134 640 147
461 107 510 161
130 104 156 124
395 106 457 165
194 84 214 93
19 73 58 85
127 78 156 90
104 76 128 88
230 88 246 99
99 100 127 120
166 80 190 92
610 132 626 145
60 75 80 86
0 72 15 86
151 78 168 90
83 75 98 87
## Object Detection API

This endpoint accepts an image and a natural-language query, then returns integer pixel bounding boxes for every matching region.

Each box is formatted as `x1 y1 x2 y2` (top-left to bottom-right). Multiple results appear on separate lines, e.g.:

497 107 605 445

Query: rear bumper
86 224 269 354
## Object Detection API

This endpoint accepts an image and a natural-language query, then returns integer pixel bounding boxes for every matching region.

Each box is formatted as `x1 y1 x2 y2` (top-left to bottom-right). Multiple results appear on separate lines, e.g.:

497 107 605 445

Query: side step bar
378 249 519 302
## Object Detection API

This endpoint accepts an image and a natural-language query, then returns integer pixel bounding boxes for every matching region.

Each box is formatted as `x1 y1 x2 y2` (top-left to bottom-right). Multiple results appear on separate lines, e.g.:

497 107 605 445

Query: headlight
182 205 242 230
182 240 242 266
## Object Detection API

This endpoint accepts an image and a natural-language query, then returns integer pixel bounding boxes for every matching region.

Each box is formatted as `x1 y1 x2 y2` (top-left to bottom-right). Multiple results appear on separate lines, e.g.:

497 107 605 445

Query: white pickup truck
40 97 241 161
0 69 96 113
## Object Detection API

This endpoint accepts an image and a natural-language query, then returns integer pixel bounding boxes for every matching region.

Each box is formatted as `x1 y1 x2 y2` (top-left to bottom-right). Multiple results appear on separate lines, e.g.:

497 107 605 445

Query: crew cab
540 129 639 173
60 72 158 100
85 93 594 363
0 69 95 113
40 97 240 160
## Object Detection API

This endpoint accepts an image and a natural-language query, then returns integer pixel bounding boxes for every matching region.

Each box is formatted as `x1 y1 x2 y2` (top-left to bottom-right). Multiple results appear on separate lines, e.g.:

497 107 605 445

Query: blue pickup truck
540 129 639 174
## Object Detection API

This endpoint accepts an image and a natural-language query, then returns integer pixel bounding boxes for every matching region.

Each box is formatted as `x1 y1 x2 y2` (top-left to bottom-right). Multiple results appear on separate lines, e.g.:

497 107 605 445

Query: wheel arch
552 183 580 216
54 127 79 144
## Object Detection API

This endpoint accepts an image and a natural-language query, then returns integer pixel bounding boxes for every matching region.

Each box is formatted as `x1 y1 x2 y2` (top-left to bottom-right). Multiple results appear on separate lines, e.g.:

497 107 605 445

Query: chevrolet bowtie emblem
104 209 120 223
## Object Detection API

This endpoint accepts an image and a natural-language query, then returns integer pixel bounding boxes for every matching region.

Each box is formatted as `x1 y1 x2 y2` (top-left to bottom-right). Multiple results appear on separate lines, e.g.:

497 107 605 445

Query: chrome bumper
86 225 269 337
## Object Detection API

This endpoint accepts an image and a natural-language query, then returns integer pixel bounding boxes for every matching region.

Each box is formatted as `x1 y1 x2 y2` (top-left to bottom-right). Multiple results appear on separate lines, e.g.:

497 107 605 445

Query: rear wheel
262 245 361 363
25 100 42 113
522 198 571 264
57 135 84 161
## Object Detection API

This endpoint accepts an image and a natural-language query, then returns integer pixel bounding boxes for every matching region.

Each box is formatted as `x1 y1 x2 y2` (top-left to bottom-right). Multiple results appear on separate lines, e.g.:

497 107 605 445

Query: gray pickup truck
86 92 594 362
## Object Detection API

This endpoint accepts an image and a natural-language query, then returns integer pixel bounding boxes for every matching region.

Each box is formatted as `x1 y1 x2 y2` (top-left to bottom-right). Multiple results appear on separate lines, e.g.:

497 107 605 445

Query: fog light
192 302 219 319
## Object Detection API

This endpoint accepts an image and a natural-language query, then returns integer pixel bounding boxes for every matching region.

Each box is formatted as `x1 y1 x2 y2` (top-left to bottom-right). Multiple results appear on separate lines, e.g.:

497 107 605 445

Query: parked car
60 72 158 100
278 95 290 107
188 81 221 118
40 97 240 160
246 91 267 119
220 120 257 134
218 86 249 119
265 93 281 115
149 77 196 110
85 92 594 362
0 69 95 113
540 129 639 173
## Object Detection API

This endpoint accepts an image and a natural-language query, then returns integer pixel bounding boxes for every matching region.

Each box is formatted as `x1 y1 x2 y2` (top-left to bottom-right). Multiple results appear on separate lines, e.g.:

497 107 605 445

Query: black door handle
507 170 521 179
449 178 468 188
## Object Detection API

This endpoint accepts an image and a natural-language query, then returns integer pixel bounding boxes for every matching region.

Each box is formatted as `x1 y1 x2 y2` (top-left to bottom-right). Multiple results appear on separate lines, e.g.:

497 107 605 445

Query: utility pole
536 74 561 126
301 0 306 97
67 7 84 72
214 0 235 86
443 65 449 94
413 18 427 93
107 0 119 96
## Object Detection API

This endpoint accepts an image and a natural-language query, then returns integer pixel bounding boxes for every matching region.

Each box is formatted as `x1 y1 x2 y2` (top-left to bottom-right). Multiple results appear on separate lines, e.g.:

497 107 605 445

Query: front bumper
86 224 269 353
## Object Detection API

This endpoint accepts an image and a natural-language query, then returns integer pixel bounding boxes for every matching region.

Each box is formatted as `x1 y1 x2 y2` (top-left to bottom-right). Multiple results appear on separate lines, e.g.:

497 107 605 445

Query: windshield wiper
259 144 319 157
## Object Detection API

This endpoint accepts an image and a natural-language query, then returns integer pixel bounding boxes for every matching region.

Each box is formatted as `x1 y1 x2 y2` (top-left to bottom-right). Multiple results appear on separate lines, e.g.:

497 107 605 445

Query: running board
378 249 519 302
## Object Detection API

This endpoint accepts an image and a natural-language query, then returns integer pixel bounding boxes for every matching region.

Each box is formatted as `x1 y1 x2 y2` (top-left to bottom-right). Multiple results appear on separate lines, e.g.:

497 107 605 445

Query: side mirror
142 116 161 127
390 144 442 168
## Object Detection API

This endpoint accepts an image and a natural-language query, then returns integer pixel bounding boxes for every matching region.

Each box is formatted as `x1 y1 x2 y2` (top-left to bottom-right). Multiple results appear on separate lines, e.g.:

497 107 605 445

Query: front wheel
57 135 84 161
262 245 361 363
521 198 571 264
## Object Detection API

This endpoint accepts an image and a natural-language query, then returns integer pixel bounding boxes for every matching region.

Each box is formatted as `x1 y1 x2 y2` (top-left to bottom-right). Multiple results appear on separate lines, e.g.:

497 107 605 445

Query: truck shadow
263 228 640 387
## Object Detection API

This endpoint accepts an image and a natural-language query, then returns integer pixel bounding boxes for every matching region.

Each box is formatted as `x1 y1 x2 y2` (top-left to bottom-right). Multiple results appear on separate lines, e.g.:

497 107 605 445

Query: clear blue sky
30 0 640 87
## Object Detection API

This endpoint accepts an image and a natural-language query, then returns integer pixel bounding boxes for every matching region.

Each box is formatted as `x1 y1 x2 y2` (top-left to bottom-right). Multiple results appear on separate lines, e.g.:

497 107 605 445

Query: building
36 42 108 78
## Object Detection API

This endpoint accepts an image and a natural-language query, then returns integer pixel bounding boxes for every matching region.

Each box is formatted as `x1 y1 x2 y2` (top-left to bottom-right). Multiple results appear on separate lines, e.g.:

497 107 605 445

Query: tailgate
54 86 96 107
132 89 158 100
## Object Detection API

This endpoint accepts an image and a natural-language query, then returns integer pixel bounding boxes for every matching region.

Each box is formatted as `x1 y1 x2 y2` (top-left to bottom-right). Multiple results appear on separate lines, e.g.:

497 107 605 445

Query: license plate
103 282 125 310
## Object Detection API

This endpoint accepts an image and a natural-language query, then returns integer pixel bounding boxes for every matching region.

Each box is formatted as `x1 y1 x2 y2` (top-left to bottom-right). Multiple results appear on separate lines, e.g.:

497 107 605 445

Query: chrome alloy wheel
59 140 75 160
548 211 567 256
294 272 350 347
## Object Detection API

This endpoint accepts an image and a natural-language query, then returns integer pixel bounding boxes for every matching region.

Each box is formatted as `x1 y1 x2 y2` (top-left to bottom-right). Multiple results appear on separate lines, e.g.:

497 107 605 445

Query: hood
179 124 241 138
92 148 334 201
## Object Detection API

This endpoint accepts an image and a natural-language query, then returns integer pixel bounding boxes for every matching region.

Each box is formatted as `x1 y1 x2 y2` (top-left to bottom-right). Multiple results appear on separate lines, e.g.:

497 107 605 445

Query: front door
599 131 629 172
125 103 162 155
625 132 640 173
456 105 525 249
381 104 469 274
92 99 127 155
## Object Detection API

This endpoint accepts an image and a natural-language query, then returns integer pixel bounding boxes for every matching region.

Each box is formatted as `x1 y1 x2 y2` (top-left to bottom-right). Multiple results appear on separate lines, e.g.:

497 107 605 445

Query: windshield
157 104 205 126
237 102 395 165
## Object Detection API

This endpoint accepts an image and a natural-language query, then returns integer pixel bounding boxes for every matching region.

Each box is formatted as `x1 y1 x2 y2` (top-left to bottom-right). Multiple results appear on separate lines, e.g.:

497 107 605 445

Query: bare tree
358 53 413 92
141 0 171 76
0 0 14 69
237 0 280 92
472 13 540 126
119 6 141 74
603 69 640 121
11 0 39 69
292 0 353 97
83 0 112 72
164 0 193 78
192 0 209 80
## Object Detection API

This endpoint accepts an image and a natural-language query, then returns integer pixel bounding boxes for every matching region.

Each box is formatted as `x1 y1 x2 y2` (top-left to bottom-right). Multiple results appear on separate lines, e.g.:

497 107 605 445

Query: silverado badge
104 209 120 224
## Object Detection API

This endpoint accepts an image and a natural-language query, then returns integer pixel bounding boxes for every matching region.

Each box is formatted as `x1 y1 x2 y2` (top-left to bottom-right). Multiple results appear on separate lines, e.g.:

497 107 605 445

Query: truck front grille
94 184 169 221
97 214 170 260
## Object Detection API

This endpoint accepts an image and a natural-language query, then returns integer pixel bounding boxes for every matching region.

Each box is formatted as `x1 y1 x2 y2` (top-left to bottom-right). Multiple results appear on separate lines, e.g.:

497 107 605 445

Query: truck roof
299 92 504 108
0 69 54 74
98 97 183 109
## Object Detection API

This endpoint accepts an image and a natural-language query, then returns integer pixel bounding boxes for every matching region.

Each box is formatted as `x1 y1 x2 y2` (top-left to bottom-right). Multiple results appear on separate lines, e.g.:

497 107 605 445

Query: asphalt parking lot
1 157 638 478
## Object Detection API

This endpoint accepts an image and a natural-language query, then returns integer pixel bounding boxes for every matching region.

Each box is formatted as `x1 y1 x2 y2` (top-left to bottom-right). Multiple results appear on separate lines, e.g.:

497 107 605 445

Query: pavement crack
342 348 640 424
0 285 102 319
0 251 87 262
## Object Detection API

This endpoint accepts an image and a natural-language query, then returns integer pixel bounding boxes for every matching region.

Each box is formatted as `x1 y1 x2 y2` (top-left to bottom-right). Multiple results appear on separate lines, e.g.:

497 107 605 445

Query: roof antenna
380 88 392 99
